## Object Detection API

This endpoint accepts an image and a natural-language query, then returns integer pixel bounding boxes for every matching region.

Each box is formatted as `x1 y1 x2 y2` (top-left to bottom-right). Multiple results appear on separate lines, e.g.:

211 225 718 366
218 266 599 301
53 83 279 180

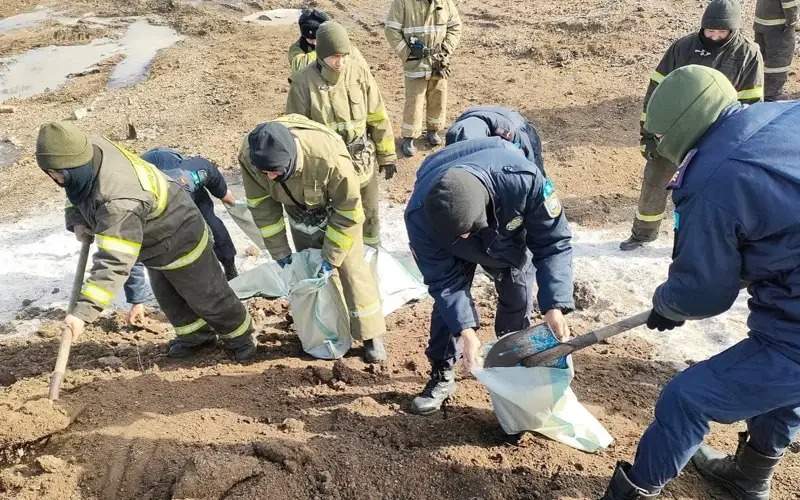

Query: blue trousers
426 258 536 369
629 335 800 491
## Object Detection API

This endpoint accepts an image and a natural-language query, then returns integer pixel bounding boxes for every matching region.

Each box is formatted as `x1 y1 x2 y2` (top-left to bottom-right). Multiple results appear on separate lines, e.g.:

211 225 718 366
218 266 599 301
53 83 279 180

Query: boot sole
692 459 768 500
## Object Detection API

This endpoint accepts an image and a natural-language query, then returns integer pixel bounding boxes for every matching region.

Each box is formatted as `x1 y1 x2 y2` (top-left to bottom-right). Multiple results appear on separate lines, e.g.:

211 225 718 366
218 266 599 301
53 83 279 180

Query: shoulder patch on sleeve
667 148 698 190
542 178 562 218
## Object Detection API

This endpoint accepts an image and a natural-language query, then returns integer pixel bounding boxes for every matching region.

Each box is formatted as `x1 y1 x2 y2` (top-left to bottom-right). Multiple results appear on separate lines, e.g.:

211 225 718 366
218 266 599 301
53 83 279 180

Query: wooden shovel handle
48 239 91 401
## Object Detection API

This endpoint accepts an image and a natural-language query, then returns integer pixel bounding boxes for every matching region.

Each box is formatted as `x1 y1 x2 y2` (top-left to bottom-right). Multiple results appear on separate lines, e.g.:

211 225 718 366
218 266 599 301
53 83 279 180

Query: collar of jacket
317 59 342 85
697 29 739 52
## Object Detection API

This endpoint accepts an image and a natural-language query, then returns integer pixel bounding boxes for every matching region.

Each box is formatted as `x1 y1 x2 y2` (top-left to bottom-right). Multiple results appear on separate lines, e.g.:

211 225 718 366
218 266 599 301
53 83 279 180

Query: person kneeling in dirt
238 114 388 363
600 66 800 500
36 122 256 362
124 148 241 325
404 135 575 415
620 0 764 251
445 105 544 171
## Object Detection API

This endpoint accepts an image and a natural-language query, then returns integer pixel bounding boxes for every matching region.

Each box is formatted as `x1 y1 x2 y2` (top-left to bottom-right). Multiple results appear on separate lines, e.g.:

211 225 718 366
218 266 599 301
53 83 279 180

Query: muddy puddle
108 20 182 88
0 18 181 102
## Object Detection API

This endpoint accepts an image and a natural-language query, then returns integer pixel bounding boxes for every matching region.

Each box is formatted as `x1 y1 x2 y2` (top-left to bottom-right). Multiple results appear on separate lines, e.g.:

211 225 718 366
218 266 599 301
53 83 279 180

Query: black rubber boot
600 462 660 499
401 137 417 157
692 432 781 500
619 236 651 251
224 334 257 362
426 130 442 146
167 332 217 358
410 365 456 415
363 337 387 363
222 258 238 281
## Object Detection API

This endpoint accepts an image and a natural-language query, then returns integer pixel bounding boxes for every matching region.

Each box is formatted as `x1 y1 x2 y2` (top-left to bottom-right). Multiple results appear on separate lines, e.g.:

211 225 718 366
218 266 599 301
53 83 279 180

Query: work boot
410 365 456 415
692 432 781 500
401 137 417 157
764 92 789 102
363 337 387 363
600 462 660 499
426 130 442 146
222 258 238 281
167 332 217 358
619 236 651 251
224 334 257 362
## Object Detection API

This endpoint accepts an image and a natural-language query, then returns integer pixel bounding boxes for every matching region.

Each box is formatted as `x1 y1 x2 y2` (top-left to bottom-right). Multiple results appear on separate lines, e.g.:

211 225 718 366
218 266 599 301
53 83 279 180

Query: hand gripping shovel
484 311 650 368
48 239 91 401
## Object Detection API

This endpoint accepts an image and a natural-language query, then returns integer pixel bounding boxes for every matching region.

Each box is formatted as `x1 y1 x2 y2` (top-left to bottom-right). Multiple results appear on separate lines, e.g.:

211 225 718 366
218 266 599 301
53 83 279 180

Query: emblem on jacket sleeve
543 178 562 218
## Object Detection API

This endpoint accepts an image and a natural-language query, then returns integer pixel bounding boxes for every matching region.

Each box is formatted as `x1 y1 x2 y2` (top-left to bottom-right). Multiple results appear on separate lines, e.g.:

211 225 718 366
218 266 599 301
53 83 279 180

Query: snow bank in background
0 202 748 365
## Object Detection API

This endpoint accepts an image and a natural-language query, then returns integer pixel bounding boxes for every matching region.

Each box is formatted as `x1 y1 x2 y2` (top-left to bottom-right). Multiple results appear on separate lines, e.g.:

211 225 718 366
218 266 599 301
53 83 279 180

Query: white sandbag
225 201 267 250
284 250 352 360
473 329 613 453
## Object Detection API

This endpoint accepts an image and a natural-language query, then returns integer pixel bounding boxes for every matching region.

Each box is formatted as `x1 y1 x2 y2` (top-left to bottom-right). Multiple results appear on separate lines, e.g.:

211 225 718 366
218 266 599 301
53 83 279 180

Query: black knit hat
299 9 331 40
701 0 741 31
248 122 297 175
424 169 490 242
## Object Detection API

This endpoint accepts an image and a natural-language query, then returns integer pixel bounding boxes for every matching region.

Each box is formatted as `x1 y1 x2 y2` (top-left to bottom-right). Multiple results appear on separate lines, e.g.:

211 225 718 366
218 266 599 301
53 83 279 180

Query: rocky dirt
1 0 799 498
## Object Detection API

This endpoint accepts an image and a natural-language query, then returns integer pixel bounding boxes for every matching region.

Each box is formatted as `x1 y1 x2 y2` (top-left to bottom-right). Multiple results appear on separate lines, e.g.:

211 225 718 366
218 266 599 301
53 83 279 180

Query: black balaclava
61 161 98 205
248 122 298 182
424 168 491 243
699 0 741 49
298 9 332 52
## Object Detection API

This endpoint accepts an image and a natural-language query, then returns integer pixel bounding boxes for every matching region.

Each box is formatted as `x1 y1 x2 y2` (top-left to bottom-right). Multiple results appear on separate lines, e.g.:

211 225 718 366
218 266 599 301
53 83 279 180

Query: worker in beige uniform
239 114 388 363
287 21 397 247
36 121 256 361
384 0 462 158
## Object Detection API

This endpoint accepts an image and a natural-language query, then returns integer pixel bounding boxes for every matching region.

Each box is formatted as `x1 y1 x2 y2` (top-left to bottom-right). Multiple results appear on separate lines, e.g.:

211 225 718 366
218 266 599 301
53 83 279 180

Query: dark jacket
445 105 544 170
655 101 800 363
405 137 574 336
124 149 232 304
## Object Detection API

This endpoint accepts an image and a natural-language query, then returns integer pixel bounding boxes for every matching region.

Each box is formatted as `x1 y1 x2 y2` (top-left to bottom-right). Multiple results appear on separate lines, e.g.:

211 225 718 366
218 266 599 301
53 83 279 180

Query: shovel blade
484 323 567 369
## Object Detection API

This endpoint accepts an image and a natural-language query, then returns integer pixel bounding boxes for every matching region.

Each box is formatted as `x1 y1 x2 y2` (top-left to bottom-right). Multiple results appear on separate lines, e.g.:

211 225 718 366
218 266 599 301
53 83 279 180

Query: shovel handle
521 310 651 367
48 327 73 401
48 239 91 401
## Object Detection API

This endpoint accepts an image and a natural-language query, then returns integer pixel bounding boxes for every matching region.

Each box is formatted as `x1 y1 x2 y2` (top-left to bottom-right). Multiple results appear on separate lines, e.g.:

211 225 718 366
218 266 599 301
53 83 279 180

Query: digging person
36 121 256 362
286 21 397 248
620 0 764 251
239 115 388 363
287 8 331 81
384 0 462 158
404 135 575 415
754 0 798 101
445 105 544 170
124 147 241 325
600 65 800 500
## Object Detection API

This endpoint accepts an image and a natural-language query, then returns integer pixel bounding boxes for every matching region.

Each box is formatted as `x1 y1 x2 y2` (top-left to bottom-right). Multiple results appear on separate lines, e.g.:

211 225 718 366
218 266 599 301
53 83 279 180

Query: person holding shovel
404 135 575 415
238 114 387 363
36 121 256 362
601 66 800 499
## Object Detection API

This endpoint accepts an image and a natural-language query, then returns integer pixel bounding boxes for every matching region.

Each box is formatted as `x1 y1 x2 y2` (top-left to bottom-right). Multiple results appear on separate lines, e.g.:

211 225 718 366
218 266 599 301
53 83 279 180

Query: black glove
276 255 292 268
640 133 658 160
646 310 685 331
379 163 397 180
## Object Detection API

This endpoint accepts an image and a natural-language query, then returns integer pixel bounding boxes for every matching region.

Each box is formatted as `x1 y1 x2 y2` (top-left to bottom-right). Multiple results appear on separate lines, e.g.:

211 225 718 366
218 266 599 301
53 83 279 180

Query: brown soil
1 0 799 498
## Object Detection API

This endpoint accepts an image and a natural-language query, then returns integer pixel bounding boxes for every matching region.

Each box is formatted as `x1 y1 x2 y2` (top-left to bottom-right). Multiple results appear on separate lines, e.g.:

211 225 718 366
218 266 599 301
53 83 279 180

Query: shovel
484 311 650 368
48 239 92 401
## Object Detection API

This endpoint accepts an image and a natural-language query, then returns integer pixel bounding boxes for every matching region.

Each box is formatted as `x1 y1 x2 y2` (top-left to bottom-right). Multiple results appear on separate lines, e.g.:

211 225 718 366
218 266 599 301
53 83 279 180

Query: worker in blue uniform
124 148 239 324
404 136 574 415
445 105 544 170
601 65 800 500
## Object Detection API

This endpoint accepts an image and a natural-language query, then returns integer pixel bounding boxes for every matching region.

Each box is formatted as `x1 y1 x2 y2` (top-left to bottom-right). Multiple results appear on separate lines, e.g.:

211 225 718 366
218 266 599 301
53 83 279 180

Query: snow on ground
0 200 748 365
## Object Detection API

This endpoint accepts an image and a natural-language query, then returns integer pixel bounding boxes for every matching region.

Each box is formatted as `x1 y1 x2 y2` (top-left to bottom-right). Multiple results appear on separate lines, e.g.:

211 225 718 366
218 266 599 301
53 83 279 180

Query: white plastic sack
283 251 352 359
473 334 613 453
230 247 427 359
225 201 267 250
